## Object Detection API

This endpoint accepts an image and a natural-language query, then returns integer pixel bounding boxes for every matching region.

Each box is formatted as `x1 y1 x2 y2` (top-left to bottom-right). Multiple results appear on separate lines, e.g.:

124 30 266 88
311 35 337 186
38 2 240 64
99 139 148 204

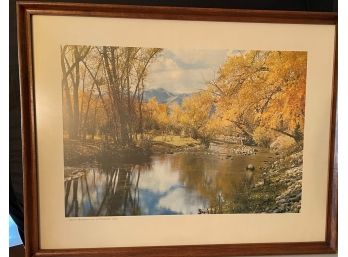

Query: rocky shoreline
218 145 303 214
253 149 303 213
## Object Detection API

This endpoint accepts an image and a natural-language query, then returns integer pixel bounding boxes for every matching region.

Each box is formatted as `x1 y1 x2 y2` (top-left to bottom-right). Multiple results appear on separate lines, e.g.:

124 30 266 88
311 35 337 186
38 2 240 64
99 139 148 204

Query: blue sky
146 48 235 94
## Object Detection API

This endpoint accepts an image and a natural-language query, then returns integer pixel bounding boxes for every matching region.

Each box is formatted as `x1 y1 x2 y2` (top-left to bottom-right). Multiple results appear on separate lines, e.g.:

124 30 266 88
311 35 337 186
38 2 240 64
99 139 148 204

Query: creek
65 143 275 216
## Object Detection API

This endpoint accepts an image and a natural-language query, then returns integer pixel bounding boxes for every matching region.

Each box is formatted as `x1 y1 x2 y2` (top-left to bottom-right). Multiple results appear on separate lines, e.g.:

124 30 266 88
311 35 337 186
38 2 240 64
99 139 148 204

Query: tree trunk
72 47 80 139
61 46 74 139
271 127 302 143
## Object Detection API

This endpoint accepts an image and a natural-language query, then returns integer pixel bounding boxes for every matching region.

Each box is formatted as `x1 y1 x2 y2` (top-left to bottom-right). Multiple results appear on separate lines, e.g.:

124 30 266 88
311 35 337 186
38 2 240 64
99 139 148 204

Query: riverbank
64 135 270 166
63 135 205 166
64 139 101 166
258 147 303 213
223 145 303 213
151 135 206 154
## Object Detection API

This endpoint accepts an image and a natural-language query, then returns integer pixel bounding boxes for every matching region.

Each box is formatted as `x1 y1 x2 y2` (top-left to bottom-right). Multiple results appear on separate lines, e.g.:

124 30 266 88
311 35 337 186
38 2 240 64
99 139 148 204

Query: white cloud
150 56 179 72
146 48 229 94
138 158 180 193
157 187 207 214
169 49 228 68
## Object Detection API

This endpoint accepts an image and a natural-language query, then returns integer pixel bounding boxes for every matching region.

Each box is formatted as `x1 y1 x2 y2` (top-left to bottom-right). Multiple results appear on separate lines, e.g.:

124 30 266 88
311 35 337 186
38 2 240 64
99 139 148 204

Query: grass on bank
152 135 199 147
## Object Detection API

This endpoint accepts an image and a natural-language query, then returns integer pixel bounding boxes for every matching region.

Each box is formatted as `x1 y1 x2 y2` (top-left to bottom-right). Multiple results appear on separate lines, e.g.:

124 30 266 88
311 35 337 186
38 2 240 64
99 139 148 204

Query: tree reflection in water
65 150 273 217
65 163 148 217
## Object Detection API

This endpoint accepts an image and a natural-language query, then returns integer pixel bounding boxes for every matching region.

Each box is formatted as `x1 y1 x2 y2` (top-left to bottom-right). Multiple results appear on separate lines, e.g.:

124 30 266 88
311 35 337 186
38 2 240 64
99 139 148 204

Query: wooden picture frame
16 1 337 257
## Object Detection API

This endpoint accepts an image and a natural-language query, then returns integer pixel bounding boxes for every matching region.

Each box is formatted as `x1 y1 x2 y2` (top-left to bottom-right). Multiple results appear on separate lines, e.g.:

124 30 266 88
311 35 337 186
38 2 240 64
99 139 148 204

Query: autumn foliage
145 50 307 146
62 47 307 148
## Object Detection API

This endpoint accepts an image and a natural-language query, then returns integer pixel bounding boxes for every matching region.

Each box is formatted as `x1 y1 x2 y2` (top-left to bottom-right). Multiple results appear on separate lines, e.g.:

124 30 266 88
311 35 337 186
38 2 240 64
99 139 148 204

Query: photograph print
62 45 307 217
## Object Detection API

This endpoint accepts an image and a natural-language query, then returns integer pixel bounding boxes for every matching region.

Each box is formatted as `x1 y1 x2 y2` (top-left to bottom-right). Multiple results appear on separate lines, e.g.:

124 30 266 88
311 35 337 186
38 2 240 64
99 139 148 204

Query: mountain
143 88 190 105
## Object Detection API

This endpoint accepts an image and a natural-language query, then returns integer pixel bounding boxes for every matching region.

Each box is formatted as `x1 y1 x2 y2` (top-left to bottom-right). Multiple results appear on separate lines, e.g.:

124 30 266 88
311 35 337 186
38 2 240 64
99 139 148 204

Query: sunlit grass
152 135 199 147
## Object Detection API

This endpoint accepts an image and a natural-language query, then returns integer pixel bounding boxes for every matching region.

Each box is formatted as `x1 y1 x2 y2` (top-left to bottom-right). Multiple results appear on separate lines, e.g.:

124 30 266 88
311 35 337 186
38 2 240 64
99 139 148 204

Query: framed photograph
17 2 337 257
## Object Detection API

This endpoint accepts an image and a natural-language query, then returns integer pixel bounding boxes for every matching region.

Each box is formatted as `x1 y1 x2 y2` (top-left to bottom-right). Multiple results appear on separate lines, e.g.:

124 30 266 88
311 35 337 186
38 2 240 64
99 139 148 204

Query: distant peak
148 87 167 92
144 88 191 104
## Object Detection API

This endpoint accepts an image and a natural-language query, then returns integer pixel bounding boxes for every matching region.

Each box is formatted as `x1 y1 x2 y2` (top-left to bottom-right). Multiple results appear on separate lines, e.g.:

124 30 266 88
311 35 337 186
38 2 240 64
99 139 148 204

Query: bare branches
62 45 162 145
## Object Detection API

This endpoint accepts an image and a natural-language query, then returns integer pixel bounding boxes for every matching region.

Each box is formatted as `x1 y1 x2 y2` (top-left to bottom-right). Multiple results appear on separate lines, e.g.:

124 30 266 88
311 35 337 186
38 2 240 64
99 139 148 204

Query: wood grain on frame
16 2 338 257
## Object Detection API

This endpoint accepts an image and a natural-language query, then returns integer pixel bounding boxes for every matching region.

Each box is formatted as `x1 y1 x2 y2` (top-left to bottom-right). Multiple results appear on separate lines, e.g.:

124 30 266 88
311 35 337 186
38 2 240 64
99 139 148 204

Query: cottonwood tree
208 50 307 145
61 45 91 139
62 45 162 145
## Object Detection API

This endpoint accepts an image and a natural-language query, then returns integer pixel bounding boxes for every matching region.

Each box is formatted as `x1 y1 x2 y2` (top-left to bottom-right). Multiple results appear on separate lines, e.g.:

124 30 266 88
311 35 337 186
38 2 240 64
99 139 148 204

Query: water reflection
65 150 273 217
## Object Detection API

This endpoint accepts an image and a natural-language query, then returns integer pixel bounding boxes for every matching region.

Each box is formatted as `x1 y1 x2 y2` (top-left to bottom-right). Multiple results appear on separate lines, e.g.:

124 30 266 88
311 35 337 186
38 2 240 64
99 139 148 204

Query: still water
65 146 274 217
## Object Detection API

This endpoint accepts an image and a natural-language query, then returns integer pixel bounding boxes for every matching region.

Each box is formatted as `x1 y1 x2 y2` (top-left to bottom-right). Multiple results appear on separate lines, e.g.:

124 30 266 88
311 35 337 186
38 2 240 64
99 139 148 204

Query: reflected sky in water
136 157 208 214
65 150 274 217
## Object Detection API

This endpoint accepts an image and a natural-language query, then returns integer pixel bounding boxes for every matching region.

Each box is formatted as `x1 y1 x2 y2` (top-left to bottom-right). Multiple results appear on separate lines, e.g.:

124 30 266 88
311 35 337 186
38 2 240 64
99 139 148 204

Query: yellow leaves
169 102 182 128
211 50 307 139
141 50 306 145
253 126 274 147
260 52 307 132
180 91 213 130
143 97 170 129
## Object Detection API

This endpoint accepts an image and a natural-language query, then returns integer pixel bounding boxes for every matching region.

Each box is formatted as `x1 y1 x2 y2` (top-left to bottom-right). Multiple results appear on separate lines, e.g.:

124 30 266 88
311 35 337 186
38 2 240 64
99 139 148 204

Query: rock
278 199 286 204
270 135 296 152
294 193 301 201
288 196 297 202
293 207 300 212
246 164 255 171
255 180 265 187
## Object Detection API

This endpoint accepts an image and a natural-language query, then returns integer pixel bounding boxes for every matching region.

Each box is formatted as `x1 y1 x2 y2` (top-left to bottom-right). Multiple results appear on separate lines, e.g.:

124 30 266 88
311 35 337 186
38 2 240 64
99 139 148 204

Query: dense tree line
144 50 307 147
62 47 306 148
